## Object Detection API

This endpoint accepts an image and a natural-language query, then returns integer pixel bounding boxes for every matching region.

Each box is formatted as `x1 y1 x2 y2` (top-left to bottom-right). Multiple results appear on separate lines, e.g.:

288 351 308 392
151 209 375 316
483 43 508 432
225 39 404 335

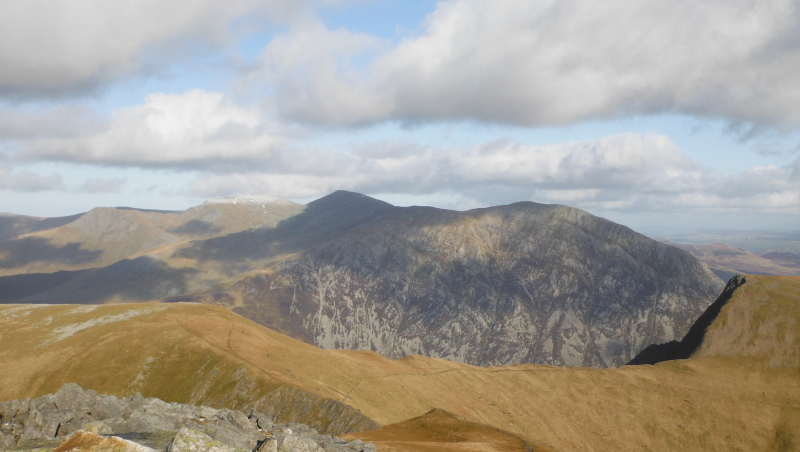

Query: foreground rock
53 430 158 452
0 384 375 452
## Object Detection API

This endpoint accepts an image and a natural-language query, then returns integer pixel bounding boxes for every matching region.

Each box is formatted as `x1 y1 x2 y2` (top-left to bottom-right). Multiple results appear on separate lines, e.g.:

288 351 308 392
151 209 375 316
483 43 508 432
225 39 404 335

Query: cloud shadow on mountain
0 256 199 304
168 220 223 237
0 213 83 242
0 237 102 269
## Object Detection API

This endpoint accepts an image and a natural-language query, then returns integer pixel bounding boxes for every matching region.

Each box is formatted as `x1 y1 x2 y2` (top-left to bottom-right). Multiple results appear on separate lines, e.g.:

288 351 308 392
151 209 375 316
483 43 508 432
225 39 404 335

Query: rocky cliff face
191 192 724 368
0 191 724 368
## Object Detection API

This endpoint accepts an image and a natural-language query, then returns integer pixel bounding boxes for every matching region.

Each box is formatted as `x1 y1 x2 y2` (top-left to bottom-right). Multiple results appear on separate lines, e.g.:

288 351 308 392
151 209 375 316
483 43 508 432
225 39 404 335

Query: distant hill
662 241 800 280
2 274 799 451
0 195 303 276
0 191 723 367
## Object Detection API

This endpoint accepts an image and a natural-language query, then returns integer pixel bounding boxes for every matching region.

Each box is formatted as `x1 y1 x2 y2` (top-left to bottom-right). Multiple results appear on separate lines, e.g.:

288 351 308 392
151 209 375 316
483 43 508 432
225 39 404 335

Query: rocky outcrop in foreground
0 383 375 452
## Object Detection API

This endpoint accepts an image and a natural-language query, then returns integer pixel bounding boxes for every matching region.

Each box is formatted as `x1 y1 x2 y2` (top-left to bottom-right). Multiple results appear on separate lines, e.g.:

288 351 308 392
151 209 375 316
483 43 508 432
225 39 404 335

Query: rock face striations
0 191 724 367
185 192 725 367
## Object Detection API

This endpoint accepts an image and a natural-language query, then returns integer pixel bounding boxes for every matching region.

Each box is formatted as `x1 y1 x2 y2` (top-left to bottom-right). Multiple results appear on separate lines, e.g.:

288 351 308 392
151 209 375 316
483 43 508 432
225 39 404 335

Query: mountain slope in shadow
0 191 724 368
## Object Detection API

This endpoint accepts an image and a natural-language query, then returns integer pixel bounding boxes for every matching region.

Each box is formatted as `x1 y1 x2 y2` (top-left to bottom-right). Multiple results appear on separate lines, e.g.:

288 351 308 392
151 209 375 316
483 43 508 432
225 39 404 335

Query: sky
1 0 799 235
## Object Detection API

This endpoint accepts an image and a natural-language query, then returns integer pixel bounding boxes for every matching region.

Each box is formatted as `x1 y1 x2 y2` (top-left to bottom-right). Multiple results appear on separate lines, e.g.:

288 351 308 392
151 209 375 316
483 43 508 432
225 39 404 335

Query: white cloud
0 105 105 139
258 0 800 129
0 167 64 192
80 177 126 193
0 0 319 98
243 21 390 124
187 133 800 215
20 90 287 168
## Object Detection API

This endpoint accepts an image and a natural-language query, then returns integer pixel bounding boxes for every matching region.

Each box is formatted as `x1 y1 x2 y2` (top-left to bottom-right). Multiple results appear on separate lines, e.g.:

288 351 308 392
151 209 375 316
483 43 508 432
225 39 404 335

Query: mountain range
0 191 724 368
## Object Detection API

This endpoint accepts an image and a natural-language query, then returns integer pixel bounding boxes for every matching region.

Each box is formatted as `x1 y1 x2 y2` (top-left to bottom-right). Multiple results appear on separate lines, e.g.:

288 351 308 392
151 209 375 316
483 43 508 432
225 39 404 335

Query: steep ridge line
629 275 746 365
162 306 380 434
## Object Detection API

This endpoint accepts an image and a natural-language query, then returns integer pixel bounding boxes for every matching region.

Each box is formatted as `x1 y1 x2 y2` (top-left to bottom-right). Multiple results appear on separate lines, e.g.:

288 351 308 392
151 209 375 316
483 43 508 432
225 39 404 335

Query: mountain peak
308 191 393 209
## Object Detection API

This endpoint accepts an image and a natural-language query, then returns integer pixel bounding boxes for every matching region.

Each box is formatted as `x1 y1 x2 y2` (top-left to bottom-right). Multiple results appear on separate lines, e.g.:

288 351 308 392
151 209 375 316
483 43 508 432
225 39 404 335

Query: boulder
278 434 323 452
167 427 247 452
92 394 123 419
248 410 274 431
254 437 277 452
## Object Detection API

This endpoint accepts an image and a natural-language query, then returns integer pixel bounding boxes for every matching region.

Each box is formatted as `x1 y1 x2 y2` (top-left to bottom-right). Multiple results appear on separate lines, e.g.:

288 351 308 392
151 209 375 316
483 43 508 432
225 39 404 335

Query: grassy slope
341 409 548 452
695 275 800 366
1 276 799 451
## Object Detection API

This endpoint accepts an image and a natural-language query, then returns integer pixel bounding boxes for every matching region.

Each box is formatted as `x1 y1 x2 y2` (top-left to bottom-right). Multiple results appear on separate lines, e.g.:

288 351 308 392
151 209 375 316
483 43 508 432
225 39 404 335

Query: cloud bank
0 0 318 99
187 133 800 215
17 90 286 168
255 0 800 129
0 167 64 192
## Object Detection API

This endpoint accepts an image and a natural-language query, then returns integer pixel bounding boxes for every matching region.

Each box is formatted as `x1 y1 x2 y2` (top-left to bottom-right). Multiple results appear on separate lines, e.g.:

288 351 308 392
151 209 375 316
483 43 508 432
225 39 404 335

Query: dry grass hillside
693 275 800 366
342 409 548 452
0 198 303 276
1 275 799 451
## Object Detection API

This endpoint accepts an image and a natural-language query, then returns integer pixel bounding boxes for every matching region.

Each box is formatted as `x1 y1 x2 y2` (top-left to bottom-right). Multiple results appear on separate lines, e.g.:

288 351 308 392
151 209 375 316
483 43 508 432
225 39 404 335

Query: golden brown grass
695 275 800 366
341 409 550 452
1 275 799 451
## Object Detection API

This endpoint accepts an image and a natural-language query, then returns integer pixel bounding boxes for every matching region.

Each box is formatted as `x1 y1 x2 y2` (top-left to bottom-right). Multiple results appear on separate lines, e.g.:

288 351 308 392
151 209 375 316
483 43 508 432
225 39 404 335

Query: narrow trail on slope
167 308 286 385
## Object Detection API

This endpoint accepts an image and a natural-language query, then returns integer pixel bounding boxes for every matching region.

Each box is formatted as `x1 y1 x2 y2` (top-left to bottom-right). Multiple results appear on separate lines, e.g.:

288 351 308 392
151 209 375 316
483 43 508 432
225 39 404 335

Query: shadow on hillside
0 237 102 268
172 191 403 266
0 256 198 304
169 191 552 266
627 275 747 365
0 213 83 242
168 220 223 237
169 192 714 367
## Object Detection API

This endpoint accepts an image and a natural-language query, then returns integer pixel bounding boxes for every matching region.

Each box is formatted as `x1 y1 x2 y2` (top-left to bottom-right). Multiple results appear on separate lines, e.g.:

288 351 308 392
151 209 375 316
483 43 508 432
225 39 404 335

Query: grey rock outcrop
218 192 726 367
0 384 375 452
167 427 245 452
